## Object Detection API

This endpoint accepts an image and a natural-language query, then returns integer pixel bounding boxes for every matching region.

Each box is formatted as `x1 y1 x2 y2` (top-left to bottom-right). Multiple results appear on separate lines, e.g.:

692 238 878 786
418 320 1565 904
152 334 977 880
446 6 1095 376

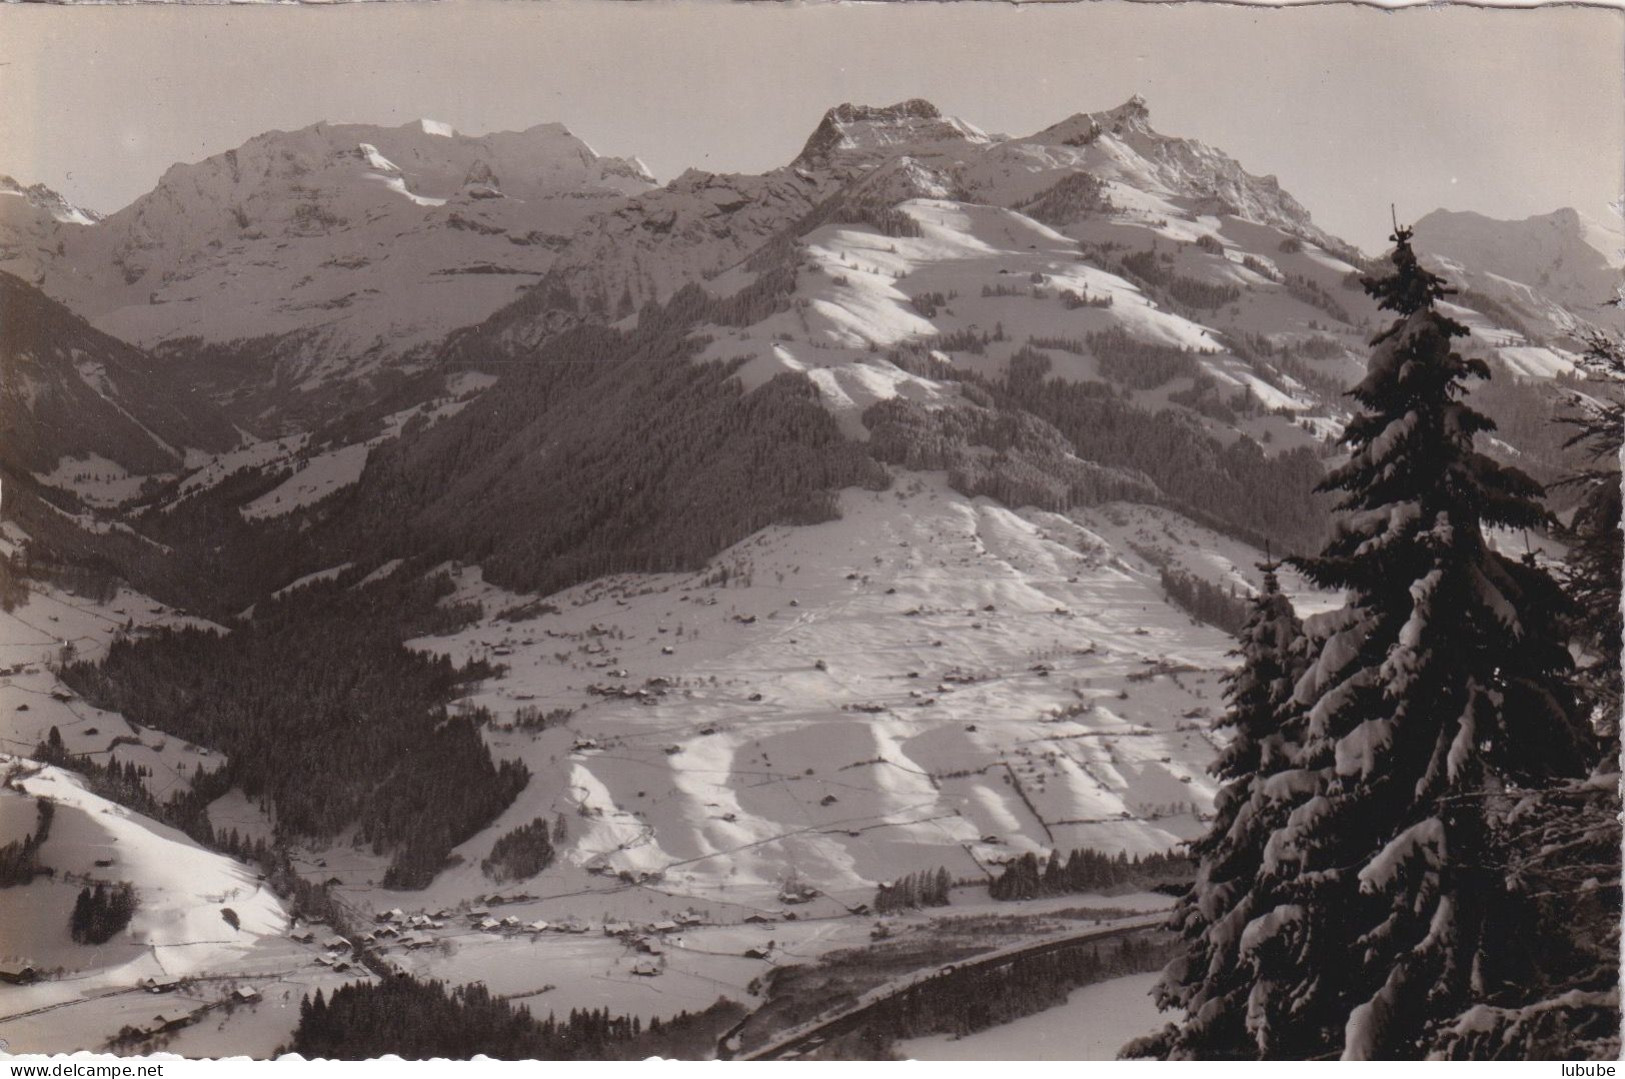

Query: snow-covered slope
657 100 1614 470
360 473 1335 912
0 760 286 977
507 98 997 336
0 758 365 1056
689 186 1370 459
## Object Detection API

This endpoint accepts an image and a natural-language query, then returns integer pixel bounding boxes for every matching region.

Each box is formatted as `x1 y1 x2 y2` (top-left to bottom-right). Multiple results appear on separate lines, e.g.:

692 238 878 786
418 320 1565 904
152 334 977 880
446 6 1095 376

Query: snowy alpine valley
0 51 1620 1063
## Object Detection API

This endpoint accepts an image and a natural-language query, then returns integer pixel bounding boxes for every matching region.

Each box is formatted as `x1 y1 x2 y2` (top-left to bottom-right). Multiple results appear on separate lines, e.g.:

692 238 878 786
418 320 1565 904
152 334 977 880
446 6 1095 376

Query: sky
0 0 1620 254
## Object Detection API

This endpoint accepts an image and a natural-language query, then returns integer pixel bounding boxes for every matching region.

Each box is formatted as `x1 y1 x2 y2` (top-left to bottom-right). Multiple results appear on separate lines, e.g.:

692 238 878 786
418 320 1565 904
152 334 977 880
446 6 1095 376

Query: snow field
0 761 315 1053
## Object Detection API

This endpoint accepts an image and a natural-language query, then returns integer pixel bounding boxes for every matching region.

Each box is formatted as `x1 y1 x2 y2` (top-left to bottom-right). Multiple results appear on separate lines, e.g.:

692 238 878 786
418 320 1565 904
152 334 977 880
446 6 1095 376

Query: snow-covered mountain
794 98 994 173
989 96 1348 253
7 95 1596 612
0 121 656 423
0 174 100 228
464 98 1000 354
0 176 99 275
2 97 1606 437
1413 207 1624 336
492 97 1362 350
5 94 1603 624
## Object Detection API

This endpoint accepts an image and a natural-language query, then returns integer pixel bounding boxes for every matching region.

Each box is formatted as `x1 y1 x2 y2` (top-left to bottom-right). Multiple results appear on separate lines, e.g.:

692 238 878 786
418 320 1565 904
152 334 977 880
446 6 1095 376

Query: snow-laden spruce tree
1130 561 1308 1059
1425 331 1623 1060
1258 227 1596 1058
1556 330 1624 754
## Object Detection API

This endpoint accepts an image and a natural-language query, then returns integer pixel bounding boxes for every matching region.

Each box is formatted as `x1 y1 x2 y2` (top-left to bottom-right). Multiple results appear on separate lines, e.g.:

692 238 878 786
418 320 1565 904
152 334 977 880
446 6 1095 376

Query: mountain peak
1102 93 1150 127
0 175 100 226
1025 94 1154 148
793 99 988 170
826 99 944 124
418 118 458 138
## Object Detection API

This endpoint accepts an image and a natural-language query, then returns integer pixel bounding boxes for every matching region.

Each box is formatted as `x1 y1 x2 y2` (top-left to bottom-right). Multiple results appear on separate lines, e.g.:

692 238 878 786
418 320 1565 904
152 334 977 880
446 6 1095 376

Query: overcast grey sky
1 0 1619 253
